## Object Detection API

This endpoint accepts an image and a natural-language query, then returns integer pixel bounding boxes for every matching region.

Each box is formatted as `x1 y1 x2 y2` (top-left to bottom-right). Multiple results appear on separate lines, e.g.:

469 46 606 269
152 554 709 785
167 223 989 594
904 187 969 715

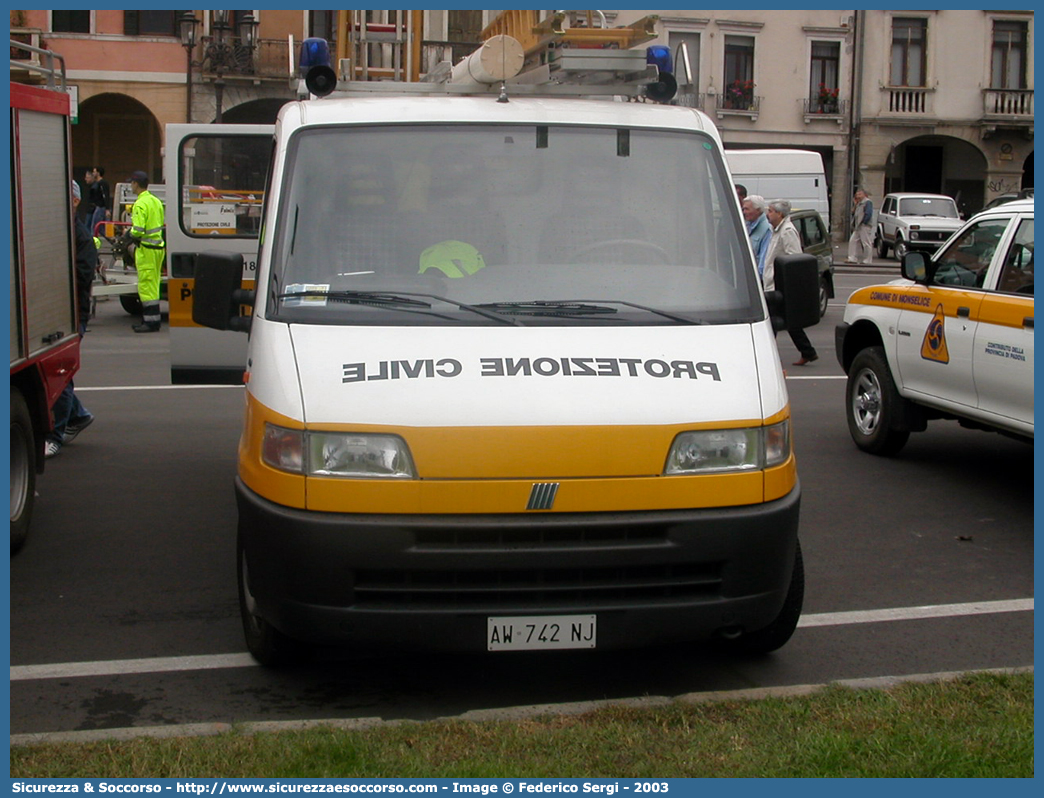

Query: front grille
413 524 668 549
918 230 952 242
353 562 724 610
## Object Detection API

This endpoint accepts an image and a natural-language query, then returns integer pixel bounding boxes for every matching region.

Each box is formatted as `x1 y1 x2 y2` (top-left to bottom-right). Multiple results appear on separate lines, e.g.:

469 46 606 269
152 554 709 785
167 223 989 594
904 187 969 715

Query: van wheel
846 347 911 456
818 276 829 318
876 232 889 259
238 534 304 666
11 388 36 554
119 294 142 315
893 237 908 261
725 541 804 655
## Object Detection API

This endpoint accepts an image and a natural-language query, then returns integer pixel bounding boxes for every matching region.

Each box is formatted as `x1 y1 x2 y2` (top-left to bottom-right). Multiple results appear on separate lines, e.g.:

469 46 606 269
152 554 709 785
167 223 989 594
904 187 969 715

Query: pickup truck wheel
724 540 804 655
10 388 35 554
846 347 911 456
893 237 908 261
876 232 889 259
238 535 304 666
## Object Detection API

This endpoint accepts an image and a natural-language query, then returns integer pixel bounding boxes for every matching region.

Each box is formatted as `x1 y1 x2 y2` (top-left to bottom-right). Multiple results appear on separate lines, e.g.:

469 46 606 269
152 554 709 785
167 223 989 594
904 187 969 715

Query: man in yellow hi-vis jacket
127 170 165 333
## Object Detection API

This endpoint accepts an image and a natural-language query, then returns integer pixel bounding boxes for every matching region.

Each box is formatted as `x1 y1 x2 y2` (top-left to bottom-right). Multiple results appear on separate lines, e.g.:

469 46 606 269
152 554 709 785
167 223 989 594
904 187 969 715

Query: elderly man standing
847 187 874 264
763 199 801 292
764 198 819 365
742 194 772 280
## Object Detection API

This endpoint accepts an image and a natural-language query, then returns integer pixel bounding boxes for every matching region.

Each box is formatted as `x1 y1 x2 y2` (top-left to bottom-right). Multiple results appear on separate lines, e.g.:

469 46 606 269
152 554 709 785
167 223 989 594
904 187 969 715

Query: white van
726 149 830 228
190 44 820 665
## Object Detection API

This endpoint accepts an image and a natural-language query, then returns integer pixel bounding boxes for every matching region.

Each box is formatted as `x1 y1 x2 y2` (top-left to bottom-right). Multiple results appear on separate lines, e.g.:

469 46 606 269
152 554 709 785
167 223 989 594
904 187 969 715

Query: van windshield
268 124 762 326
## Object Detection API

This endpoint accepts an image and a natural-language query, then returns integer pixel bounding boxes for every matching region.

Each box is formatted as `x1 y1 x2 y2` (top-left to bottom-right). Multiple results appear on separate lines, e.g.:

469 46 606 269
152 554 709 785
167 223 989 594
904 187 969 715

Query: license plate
487 614 596 651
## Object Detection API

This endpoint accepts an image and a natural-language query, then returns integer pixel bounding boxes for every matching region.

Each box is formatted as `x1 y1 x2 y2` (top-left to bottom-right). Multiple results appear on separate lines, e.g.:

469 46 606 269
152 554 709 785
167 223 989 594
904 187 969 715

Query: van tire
846 347 911 456
119 294 142 315
818 276 829 318
119 283 168 315
11 388 36 554
238 534 304 666
725 541 804 655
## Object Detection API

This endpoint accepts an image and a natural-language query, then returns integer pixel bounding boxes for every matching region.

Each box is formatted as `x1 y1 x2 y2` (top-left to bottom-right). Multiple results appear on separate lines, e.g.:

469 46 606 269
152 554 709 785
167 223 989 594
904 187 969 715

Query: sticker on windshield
920 303 950 364
283 284 330 307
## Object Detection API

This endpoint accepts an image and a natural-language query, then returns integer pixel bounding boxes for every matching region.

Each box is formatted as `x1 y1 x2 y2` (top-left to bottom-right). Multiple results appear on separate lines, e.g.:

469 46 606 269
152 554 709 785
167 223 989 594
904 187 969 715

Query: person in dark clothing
89 165 111 234
47 180 96 458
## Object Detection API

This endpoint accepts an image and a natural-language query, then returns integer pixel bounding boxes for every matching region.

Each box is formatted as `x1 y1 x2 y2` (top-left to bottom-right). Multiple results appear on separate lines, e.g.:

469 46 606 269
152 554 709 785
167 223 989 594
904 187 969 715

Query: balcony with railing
714 83 760 120
802 97 847 124
982 88 1033 138
983 88 1033 118
882 85 933 116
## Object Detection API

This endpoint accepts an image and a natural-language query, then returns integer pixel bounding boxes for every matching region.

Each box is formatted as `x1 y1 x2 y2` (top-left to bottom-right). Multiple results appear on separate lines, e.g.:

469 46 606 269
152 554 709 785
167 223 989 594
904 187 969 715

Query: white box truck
726 149 830 228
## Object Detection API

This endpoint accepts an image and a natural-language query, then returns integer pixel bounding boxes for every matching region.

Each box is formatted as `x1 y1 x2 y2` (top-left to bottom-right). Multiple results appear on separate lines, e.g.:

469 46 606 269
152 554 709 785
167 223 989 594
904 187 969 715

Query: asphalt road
9 270 1034 736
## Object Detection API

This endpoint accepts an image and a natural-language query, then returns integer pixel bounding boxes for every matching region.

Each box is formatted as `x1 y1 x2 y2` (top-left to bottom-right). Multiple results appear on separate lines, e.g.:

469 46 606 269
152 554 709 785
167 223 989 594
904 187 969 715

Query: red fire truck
10 41 80 552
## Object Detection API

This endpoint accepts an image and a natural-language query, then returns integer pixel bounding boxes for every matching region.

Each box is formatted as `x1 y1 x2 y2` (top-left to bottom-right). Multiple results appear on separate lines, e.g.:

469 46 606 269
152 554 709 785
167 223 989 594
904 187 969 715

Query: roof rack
294 10 674 101
9 38 67 90
329 44 660 101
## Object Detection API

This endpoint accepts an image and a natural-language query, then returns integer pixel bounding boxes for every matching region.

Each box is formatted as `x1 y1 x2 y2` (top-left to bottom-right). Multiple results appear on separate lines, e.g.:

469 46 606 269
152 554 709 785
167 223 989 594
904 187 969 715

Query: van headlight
263 425 417 478
664 422 790 474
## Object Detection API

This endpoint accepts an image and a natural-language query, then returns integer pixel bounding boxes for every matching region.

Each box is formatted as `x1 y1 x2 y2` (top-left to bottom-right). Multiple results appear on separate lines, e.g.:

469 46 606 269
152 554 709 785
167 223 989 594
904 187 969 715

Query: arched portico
73 93 163 187
220 98 288 125
882 135 989 219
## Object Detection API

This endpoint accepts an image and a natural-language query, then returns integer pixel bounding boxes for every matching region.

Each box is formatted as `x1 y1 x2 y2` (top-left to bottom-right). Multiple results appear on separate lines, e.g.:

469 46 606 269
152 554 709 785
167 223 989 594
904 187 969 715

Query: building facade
853 9 1034 219
619 8 1034 232
10 9 1033 238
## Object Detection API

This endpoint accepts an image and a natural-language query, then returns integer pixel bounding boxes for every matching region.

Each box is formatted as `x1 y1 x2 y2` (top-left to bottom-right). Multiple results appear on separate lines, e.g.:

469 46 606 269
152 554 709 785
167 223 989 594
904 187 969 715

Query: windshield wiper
474 301 618 317
277 289 433 308
475 300 701 324
276 289 521 325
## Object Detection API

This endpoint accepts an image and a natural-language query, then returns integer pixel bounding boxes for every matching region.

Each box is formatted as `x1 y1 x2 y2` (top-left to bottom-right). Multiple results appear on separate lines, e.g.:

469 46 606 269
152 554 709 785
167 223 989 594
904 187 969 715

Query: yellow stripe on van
979 294 1034 328
239 393 797 514
847 284 986 316
304 469 794 514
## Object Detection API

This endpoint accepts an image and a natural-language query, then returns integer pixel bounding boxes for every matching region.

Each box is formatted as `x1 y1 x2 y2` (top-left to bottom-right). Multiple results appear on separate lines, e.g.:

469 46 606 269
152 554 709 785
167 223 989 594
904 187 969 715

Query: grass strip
11 671 1033 778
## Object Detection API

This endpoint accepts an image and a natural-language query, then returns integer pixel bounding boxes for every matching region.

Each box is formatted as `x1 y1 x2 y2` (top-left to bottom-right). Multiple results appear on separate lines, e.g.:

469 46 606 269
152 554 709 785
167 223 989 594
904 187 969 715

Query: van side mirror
767 253 819 332
192 251 253 333
902 251 928 283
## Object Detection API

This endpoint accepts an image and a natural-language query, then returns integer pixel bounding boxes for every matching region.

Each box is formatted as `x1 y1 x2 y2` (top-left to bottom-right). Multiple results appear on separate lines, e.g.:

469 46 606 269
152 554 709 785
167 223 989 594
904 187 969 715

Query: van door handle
957 306 970 318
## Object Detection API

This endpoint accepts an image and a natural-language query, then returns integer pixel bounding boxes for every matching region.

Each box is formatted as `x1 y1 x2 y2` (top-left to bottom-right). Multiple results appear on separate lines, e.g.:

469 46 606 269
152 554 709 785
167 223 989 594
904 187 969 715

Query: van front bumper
236 477 801 652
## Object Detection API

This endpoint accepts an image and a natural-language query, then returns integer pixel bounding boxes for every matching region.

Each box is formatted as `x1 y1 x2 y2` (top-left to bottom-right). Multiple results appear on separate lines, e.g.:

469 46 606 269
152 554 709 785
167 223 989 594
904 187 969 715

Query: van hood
286 325 765 428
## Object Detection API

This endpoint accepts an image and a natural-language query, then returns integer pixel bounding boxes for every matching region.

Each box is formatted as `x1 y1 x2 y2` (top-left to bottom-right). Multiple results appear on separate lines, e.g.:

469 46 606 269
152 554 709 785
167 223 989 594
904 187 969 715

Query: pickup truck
836 199 1033 455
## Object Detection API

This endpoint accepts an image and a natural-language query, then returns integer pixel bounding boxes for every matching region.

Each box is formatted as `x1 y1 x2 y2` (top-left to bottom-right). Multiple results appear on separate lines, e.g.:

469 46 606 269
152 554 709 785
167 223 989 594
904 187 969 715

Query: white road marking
10 598 1032 682
797 598 1033 628
11 653 257 681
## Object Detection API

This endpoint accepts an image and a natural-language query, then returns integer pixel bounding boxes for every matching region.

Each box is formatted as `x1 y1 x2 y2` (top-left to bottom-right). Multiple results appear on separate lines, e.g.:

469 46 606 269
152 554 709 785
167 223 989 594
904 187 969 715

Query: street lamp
178 11 259 124
179 11 200 123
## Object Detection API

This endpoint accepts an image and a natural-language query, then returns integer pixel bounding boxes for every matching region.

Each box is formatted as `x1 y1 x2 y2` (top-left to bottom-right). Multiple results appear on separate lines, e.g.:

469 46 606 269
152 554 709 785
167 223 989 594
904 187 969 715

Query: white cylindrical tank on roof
450 35 525 86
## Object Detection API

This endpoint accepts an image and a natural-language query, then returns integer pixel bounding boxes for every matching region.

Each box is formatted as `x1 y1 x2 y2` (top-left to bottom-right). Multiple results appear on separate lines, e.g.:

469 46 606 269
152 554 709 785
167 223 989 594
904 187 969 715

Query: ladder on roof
310 10 670 101
482 10 659 53
479 10 662 90
334 10 423 83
